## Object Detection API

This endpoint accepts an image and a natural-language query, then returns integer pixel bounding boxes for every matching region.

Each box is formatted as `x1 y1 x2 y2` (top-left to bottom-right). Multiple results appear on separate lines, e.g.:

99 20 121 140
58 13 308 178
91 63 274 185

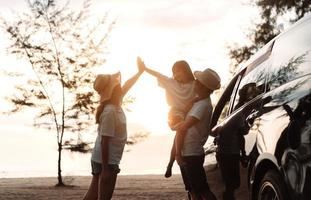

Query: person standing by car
217 82 261 200
210 15 311 200
174 68 220 200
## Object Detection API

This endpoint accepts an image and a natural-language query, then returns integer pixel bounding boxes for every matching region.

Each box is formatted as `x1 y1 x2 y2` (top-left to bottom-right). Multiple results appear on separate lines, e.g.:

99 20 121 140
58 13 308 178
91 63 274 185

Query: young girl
83 58 144 200
139 58 197 178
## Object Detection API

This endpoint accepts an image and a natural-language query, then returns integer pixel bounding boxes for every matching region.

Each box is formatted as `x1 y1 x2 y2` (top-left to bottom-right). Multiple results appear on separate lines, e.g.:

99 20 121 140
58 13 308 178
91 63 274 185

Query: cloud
128 0 243 30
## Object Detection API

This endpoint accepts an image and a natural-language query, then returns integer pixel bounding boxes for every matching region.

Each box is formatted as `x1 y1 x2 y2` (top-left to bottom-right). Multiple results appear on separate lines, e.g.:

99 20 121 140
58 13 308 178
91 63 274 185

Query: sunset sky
0 0 259 133
0 0 261 176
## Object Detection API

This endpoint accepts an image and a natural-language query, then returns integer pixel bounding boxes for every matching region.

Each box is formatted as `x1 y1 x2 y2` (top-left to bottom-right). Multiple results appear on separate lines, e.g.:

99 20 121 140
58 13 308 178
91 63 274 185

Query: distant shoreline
0 163 218 179
0 170 182 179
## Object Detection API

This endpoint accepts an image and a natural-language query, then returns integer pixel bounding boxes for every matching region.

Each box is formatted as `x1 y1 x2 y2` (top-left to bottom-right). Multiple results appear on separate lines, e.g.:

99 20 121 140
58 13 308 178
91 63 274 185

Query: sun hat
93 72 121 102
194 68 221 90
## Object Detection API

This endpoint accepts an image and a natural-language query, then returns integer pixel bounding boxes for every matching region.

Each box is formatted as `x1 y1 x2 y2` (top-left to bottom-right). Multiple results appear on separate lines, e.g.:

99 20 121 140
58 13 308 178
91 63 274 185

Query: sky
0 0 259 134
0 0 260 176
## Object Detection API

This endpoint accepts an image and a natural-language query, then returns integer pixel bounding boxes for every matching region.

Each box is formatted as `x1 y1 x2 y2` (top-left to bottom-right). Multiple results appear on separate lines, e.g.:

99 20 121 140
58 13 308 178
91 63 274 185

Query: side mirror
210 126 222 137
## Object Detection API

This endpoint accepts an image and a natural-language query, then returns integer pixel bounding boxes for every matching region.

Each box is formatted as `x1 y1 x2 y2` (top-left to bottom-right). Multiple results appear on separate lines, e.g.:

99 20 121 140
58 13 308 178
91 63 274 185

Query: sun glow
97 27 175 136
125 76 172 135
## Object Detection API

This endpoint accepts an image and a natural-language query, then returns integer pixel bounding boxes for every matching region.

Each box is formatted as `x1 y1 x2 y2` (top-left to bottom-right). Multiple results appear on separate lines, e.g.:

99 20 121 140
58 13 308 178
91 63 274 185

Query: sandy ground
0 167 248 200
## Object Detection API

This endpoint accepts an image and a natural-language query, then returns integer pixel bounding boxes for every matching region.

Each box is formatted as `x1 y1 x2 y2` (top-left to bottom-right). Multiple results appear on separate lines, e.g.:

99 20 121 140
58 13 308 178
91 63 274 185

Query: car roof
233 14 311 77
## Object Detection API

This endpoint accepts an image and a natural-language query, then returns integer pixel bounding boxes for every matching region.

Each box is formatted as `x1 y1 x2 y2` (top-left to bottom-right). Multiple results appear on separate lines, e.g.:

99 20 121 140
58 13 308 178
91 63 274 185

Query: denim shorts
91 161 121 175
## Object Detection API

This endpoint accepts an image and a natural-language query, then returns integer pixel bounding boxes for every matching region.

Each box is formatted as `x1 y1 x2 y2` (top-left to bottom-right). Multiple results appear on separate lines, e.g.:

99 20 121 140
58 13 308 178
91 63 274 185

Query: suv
211 15 311 200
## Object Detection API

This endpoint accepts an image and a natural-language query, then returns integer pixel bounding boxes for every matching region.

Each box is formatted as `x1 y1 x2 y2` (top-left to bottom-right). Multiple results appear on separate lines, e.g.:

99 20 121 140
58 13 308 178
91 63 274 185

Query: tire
257 170 287 200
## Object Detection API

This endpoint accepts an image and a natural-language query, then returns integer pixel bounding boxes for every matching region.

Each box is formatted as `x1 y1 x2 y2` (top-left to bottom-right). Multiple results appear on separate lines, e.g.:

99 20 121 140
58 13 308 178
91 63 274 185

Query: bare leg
98 170 118 200
165 136 176 178
175 130 186 166
83 175 99 200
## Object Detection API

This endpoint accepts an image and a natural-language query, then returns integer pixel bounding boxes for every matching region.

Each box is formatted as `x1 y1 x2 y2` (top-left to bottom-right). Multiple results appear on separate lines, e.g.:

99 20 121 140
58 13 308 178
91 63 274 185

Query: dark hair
235 82 257 110
172 60 195 81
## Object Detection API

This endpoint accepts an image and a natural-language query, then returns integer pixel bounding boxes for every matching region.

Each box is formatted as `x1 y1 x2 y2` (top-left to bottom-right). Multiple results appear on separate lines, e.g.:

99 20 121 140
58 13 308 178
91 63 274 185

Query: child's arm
121 57 144 97
174 116 199 165
145 67 165 79
141 58 167 80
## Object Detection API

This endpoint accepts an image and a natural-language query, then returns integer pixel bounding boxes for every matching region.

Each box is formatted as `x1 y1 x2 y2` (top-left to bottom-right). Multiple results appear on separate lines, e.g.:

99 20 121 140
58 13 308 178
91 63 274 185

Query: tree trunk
56 142 64 186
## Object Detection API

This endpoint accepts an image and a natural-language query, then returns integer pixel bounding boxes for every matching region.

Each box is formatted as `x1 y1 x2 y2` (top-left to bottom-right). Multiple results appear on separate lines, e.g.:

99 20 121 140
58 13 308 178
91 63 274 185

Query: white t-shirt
182 97 213 156
157 74 196 115
91 104 127 165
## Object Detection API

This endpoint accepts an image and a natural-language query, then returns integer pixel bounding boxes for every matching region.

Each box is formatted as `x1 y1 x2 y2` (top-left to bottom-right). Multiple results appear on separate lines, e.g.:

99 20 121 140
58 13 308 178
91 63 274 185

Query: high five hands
137 56 146 73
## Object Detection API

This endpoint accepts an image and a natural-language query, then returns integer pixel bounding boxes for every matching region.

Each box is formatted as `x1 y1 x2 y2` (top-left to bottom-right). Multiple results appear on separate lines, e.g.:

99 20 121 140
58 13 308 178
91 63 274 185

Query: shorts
168 109 185 130
179 155 210 193
91 160 121 176
218 153 240 189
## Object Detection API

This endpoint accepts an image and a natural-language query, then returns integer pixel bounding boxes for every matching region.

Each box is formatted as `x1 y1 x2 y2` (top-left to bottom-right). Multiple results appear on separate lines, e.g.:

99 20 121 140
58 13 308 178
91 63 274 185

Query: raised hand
137 56 146 73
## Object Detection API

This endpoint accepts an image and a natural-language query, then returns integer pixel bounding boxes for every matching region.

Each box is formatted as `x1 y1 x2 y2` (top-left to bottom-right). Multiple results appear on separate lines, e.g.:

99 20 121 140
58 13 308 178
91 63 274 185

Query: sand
0 167 248 200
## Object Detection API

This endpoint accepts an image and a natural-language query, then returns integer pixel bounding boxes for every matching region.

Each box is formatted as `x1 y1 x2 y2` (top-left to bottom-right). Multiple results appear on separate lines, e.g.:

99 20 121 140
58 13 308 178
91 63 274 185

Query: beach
0 167 248 200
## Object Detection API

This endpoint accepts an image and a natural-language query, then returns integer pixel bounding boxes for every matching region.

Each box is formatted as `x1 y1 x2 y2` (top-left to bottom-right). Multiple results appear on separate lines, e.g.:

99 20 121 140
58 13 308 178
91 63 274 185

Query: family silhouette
83 57 221 200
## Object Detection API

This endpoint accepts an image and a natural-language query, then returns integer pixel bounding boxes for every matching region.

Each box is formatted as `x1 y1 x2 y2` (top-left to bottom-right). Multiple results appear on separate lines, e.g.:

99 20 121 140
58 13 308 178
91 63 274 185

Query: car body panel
210 15 311 200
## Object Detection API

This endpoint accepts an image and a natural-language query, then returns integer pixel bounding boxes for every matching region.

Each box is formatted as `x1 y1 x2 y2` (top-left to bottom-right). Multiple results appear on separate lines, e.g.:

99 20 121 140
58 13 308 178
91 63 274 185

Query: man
175 68 220 200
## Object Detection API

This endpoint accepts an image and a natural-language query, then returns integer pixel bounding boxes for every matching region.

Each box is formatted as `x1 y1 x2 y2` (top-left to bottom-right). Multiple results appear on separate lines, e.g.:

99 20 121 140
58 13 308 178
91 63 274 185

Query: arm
98 108 115 166
121 71 143 97
145 67 165 79
99 135 114 199
184 96 202 114
121 57 144 97
175 116 199 136
137 57 166 79
174 116 199 165
101 136 110 166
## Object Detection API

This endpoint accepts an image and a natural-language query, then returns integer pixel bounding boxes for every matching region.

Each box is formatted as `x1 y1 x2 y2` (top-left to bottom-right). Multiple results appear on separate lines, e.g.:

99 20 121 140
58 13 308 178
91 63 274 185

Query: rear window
268 18 311 90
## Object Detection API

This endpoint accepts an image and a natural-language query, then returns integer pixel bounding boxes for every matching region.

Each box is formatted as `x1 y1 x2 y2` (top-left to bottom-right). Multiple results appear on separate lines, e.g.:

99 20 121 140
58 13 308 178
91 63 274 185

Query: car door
212 50 273 156
255 16 311 199
211 42 273 198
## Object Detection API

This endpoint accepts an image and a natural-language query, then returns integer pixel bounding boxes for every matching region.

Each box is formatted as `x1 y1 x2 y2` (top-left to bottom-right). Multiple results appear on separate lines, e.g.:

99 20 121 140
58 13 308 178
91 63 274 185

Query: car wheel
257 170 287 200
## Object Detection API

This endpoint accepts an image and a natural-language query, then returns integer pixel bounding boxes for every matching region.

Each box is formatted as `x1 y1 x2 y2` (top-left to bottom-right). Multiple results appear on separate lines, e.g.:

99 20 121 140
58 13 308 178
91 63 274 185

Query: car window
211 75 240 127
232 59 269 111
217 101 230 124
267 18 311 90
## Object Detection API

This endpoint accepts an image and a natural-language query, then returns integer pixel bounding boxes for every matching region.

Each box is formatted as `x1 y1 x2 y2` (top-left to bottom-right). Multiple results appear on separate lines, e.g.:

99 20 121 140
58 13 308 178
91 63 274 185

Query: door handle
246 110 259 127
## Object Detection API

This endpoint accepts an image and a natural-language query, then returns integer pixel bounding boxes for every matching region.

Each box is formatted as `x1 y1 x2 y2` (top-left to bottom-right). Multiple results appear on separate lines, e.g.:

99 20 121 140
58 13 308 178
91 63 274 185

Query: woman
83 58 144 200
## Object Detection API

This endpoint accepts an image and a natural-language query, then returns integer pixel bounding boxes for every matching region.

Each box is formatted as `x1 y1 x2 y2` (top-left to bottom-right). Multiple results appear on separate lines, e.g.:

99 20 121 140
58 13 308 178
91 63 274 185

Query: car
210 14 311 200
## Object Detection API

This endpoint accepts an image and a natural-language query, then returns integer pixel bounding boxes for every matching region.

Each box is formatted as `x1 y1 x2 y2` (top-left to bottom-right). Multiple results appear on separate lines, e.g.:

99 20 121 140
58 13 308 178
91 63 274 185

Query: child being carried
138 57 199 177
